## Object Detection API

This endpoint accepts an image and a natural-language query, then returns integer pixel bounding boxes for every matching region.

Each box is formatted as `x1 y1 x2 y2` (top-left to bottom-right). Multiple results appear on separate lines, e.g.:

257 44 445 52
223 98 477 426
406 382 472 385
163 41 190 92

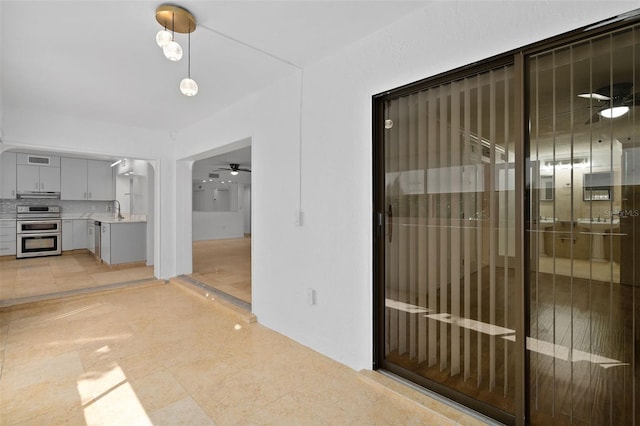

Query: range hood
16 191 61 199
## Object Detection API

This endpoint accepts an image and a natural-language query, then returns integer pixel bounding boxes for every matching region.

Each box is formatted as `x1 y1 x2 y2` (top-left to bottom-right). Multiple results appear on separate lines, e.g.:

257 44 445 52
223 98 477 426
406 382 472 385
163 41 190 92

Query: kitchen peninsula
62 212 147 265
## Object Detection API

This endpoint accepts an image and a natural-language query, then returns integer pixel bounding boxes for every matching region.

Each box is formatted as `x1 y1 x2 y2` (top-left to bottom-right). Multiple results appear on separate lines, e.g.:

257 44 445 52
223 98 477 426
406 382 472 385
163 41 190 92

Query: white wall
2 2 636 373
192 211 244 240
173 2 638 371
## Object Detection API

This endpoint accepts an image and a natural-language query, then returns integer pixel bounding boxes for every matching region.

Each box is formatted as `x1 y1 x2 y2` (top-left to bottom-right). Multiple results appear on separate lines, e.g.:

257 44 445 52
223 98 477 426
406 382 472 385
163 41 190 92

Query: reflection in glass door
528 25 640 425
377 65 517 422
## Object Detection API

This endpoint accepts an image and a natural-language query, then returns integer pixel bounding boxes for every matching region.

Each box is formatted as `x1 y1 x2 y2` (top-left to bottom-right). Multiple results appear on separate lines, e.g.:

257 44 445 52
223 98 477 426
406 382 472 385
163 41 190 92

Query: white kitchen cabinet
73 220 87 249
16 165 40 192
39 166 61 192
61 158 88 200
17 164 60 192
87 160 114 200
1 152 17 199
62 219 88 251
62 219 73 251
101 223 111 264
16 154 60 193
100 222 146 265
60 158 113 200
0 221 16 256
87 220 95 254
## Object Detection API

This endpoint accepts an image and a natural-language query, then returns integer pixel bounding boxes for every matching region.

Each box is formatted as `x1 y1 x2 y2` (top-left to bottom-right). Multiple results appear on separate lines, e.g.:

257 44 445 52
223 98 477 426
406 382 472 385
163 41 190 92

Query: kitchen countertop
0 213 146 223
62 213 147 223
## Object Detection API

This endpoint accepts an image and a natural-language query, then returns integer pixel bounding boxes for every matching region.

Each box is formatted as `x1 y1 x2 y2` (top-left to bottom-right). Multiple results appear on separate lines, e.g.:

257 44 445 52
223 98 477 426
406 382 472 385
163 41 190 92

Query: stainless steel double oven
16 205 62 258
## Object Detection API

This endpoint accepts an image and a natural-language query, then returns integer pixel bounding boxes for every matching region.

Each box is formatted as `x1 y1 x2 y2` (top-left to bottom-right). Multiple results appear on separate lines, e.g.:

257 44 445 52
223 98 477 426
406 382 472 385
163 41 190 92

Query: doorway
189 146 252 305
373 15 640 425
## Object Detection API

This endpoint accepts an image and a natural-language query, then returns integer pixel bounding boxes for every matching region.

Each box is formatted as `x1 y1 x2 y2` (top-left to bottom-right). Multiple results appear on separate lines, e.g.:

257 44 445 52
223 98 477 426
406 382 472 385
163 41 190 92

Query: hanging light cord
188 29 191 78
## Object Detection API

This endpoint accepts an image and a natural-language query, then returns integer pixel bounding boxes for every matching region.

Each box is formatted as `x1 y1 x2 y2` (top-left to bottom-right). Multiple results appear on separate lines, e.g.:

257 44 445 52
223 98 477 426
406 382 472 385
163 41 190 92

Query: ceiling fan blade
578 92 610 101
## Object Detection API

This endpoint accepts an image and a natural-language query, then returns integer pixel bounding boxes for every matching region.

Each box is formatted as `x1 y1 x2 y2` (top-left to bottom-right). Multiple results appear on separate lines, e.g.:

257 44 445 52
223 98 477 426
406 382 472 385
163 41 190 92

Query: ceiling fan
215 163 251 175
578 82 639 123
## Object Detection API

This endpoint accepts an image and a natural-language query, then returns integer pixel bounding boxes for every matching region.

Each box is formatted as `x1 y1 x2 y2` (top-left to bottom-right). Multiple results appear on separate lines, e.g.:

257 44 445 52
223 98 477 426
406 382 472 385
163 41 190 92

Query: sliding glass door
528 25 640 425
373 13 640 426
376 64 517 422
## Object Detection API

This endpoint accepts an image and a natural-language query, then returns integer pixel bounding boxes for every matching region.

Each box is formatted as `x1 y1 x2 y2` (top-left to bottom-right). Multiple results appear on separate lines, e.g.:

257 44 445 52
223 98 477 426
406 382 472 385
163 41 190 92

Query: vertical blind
383 65 516 414
528 25 640 425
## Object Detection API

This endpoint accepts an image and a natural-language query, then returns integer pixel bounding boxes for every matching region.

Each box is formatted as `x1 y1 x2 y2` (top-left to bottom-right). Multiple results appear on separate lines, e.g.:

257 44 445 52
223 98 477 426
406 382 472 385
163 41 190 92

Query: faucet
113 200 124 220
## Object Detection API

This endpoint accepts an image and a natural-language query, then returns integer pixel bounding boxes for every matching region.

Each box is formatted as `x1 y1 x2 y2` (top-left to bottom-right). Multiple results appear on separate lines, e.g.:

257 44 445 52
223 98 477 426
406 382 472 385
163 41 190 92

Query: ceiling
196 145 251 168
192 145 251 183
1 0 429 133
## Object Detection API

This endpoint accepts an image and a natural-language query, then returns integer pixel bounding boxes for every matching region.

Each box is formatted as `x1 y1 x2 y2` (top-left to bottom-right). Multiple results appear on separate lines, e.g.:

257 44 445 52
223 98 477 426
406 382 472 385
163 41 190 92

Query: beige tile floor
191 238 251 304
0 282 486 426
0 251 155 303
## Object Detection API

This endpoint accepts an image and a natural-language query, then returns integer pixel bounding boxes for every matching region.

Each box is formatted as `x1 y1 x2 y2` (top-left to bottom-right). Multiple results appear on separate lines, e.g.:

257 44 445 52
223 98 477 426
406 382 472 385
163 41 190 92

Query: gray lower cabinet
0 221 16 256
62 220 73 251
62 219 89 251
101 222 146 265
73 220 87 249
87 220 95 254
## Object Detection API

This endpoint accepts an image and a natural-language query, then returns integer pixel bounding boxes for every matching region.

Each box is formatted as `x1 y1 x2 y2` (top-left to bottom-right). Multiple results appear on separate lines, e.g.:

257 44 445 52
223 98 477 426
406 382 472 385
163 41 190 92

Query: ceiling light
599 106 629 119
155 5 196 63
180 78 197 96
163 41 183 61
156 29 172 47
230 170 239 176
180 29 198 96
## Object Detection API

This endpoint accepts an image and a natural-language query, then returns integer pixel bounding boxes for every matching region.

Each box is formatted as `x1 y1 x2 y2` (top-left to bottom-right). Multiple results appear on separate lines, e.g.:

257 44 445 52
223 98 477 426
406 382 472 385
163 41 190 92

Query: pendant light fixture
155 5 196 62
180 30 198 96
163 12 182 61
155 25 172 48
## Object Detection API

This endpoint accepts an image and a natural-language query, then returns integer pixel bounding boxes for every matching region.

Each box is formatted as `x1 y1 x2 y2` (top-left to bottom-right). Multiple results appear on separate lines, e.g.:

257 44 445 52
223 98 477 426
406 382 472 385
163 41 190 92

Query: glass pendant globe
163 41 183 61
180 78 198 96
155 30 172 47
599 106 629 119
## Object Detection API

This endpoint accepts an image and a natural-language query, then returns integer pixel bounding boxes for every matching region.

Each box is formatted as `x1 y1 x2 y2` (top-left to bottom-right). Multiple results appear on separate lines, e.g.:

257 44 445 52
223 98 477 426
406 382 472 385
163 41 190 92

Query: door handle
388 204 393 243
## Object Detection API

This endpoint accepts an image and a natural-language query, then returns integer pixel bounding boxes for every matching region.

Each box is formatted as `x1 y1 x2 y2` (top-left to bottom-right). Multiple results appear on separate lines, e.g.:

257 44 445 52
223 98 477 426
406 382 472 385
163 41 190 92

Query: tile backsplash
0 199 112 216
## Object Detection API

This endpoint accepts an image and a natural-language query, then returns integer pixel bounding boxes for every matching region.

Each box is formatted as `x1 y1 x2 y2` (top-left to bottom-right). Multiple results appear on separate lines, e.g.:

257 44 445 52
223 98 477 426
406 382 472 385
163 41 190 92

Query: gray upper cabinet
61 157 88 199
1 152 17 199
61 157 114 200
16 154 60 193
87 159 114 200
